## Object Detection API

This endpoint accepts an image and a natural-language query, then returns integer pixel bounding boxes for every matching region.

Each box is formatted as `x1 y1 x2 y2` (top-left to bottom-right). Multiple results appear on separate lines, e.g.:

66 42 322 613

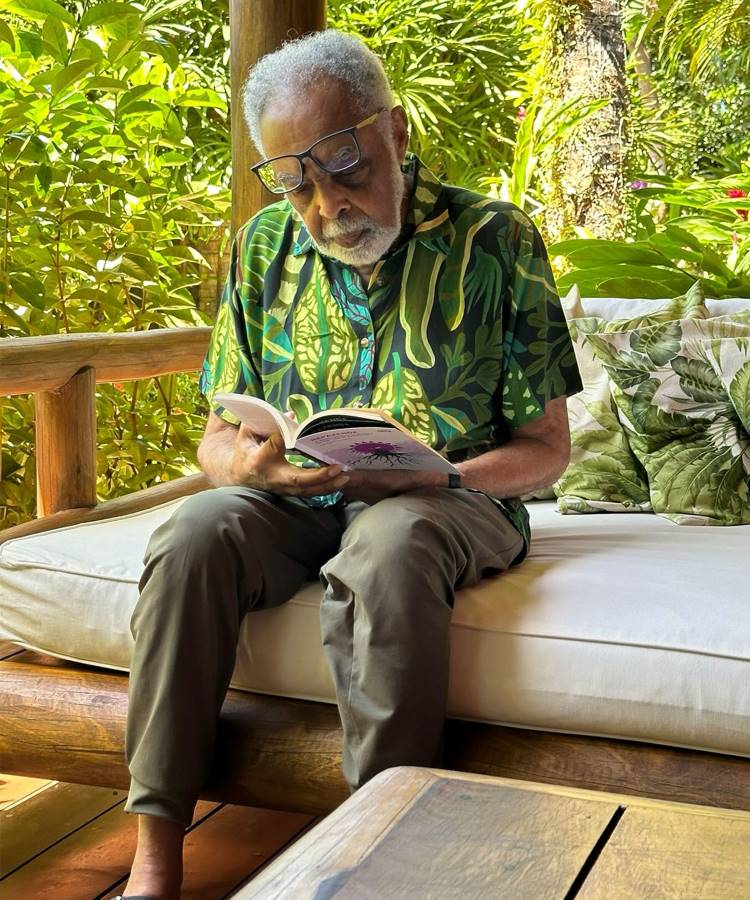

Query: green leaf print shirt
200 156 583 550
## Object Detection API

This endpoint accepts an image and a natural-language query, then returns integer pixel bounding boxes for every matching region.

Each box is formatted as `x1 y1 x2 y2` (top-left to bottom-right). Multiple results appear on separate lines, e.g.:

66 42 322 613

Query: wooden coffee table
233 766 750 898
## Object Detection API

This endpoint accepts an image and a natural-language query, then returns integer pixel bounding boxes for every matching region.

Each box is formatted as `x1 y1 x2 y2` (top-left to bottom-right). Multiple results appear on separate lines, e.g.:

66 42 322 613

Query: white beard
312 145 406 269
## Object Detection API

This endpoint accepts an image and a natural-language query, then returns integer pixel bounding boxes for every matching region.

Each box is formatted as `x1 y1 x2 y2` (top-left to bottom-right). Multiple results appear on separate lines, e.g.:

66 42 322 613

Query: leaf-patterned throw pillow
587 315 750 525
718 339 750 433
554 283 707 514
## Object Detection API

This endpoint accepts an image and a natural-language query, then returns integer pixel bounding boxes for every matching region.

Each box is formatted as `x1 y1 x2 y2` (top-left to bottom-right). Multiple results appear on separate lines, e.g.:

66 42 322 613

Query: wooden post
35 367 97 516
230 0 326 235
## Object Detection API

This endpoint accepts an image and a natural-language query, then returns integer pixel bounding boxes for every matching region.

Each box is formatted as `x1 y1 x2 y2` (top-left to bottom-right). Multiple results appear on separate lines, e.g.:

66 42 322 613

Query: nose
309 167 350 220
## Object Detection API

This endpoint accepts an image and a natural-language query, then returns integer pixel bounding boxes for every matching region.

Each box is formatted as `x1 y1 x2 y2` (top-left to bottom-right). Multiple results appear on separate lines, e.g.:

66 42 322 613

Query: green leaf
0 0 76 27
142 39 178 71
42 14 68 61
557 272 692 299
87 76 129 91
35 163 52 191
10 273 46 309
549 238 672 269
80 2 138 27
52 58 97 94
0 302 30 332
64 209 115 226
175 88 227 110
0 19 16 49
118 84 169 114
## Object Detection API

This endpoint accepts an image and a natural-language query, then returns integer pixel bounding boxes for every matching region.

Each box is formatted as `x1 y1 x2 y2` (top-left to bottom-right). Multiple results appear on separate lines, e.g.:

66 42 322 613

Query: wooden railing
1 327 212 540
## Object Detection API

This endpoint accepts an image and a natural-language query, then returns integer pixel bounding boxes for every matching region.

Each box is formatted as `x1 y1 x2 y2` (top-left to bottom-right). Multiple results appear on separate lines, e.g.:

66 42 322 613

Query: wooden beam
0 328 211 397
36 367 97 516
0 655 348 816
0 473 210 545
230 0 326 234
3 654 750 815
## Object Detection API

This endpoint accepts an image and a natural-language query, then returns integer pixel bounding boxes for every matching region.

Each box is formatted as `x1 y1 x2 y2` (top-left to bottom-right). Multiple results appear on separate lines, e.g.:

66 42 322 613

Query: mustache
320 214 373 240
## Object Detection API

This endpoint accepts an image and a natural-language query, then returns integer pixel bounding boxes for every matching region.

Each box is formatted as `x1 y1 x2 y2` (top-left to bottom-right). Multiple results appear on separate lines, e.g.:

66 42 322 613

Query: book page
214 393 293 444
295 426 458 473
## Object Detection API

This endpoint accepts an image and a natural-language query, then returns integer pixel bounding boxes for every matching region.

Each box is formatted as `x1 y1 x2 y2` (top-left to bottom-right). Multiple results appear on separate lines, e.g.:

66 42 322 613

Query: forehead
260 81 364 159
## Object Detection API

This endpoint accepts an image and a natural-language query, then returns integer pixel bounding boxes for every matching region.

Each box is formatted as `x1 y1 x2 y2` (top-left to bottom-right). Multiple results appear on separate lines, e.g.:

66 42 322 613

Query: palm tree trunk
539 0 630 242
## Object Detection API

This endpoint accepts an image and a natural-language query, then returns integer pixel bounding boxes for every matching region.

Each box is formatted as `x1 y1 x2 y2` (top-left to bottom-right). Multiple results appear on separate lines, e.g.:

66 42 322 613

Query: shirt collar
290 154 453 259
406 156 455 251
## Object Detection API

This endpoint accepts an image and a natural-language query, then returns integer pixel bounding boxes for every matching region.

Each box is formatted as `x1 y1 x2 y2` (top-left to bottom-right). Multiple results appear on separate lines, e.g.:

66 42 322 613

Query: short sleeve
499 210 582 429
198 223 264 425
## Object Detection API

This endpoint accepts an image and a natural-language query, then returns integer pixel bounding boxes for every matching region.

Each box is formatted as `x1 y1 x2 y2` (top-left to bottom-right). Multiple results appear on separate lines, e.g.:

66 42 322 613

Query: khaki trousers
124 485 524 826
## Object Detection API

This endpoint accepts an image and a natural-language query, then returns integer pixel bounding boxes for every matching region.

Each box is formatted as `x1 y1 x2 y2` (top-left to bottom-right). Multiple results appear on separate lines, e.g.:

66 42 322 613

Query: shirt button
359 337 370 348
353 401 364 408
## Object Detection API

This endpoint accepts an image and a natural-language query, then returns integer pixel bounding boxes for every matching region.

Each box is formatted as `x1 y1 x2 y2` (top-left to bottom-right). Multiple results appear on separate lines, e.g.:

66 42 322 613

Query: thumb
259 430 286 458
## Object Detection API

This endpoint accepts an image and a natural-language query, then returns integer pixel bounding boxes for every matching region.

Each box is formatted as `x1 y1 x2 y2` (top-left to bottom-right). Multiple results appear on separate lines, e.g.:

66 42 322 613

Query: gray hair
242 30 394 154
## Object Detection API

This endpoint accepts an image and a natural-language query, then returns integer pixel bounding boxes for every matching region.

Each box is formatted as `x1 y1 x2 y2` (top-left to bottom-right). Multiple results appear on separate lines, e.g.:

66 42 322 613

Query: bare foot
122 814 185 900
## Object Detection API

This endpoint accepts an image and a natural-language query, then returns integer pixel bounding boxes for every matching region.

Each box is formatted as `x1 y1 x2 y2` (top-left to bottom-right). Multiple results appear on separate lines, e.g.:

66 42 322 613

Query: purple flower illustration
349 441 416 467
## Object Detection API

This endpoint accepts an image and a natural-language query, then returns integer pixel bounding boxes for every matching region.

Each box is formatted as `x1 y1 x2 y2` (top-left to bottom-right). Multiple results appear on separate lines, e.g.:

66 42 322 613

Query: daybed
1 310 749 816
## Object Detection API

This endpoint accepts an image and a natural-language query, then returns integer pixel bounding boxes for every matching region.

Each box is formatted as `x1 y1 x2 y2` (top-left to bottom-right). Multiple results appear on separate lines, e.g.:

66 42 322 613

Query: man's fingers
280 463 348 495
253 430 287 458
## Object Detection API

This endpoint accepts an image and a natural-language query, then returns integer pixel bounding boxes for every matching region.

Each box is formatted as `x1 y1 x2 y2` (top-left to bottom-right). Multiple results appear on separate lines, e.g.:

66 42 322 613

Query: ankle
125 814 186 899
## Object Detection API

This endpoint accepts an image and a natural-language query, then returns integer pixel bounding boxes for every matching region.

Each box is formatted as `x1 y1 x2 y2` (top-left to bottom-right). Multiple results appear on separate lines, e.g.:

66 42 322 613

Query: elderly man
119 29 581 899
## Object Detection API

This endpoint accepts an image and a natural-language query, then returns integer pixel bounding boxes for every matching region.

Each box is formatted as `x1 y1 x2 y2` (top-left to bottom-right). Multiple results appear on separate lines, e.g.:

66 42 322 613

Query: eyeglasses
251 109 386 195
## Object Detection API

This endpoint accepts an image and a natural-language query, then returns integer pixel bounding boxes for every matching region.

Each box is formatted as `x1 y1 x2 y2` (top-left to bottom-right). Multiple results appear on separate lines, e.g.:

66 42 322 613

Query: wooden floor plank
0 641 24 660
0 774 55 810
0 798 217 899
181 806 312 900
578 804 750 899
0 782 126 878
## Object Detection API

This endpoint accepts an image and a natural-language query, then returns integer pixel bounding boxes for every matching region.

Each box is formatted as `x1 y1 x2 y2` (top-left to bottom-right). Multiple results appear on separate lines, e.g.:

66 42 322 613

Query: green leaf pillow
555 283 707 514
586 317 750 525
717 339 750 433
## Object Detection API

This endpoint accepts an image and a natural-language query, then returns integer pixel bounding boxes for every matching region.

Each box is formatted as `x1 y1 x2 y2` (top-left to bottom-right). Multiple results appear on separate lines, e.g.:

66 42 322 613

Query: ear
389 105 409 162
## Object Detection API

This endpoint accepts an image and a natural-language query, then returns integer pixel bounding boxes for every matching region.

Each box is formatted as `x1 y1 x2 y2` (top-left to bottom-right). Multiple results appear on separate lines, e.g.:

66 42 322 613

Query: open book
215 392 458 474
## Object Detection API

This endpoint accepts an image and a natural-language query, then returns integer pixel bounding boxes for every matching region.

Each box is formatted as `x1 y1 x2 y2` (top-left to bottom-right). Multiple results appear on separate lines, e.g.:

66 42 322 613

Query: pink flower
629 179 647 190
516 106 527 121
727 189 748 220
350 441 399 455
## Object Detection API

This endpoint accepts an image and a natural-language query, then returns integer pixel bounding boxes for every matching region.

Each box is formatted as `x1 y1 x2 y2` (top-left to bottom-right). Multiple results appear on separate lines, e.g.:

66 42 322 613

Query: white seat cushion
1 499 749 757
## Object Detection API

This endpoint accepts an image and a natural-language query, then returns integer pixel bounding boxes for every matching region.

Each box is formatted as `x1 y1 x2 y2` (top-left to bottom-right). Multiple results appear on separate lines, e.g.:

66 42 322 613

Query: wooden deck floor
0 641 315 898
0 772 315 899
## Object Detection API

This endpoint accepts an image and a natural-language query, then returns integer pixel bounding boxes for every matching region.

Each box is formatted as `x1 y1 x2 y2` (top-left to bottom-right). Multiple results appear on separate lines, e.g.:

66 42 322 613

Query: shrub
0 0 229 527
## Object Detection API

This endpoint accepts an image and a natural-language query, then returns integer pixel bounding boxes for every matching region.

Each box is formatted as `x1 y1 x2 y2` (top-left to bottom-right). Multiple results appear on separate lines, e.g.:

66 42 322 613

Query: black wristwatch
447 473 462 489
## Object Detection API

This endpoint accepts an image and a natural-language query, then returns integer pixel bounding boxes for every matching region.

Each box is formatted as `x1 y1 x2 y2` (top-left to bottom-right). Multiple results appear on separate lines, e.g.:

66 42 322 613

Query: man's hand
197 411 349 497
231 426 350 497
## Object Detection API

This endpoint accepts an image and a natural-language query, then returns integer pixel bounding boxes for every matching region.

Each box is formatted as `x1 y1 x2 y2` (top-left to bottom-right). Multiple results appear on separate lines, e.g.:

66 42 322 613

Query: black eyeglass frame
250 108 387 195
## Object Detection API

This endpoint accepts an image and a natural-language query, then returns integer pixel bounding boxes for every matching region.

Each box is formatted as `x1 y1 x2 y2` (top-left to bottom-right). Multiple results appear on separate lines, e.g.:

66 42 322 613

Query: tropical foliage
329 0 527 191
0 0 229 526
552 171 750 298
552 0 750 295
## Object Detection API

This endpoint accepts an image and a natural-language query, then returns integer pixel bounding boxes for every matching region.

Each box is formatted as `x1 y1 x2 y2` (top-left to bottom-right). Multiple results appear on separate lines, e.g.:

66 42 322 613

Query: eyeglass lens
258 131 361 193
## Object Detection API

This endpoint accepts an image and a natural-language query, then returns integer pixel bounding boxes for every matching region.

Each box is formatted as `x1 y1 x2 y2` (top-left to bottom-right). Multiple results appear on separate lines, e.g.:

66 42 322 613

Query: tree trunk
539 0 629 243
